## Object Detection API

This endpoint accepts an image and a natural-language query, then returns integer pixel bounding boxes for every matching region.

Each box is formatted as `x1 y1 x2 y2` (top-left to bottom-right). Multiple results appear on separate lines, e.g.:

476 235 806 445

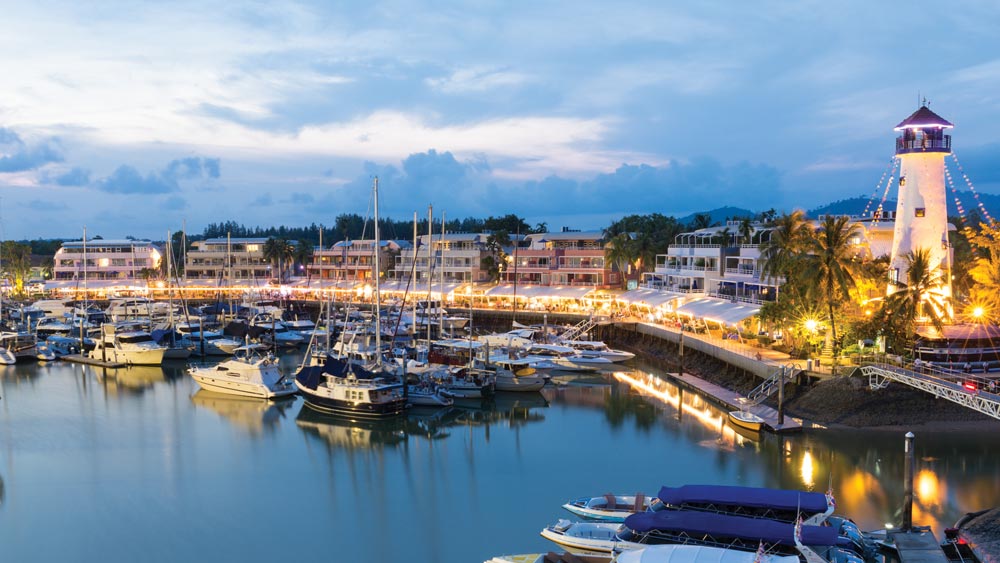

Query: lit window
915 208 926 218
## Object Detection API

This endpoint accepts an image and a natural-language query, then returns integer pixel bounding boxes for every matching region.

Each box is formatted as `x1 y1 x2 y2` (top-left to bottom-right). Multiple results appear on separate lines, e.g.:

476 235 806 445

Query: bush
756 335 773 346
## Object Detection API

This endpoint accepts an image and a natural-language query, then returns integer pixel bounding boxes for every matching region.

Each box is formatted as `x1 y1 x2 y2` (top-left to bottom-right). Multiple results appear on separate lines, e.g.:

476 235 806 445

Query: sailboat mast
373 177 382 367
426 204 433 345
439 210 446 335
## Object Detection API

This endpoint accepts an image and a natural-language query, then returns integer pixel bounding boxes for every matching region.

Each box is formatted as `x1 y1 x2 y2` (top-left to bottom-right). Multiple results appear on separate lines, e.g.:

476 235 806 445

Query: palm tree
883 248 949 350
604 233 634 289
262 237 294 281
969 253 1000 323
738 218 754 245
293 240 314 277
803 215 861 370
758 210 810 285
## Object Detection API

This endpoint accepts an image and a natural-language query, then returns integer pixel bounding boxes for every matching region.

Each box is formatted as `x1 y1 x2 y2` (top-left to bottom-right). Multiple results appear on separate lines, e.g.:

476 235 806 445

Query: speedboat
653 484 835 526
563 493 652 521
523 344 614 372
250 313 305 348
560 340 636 363
88 325 167 366
406 380 455 407
494 366 547 392
189 344 296 399
294 357 408 418
45 335 94 357
487 544 802 563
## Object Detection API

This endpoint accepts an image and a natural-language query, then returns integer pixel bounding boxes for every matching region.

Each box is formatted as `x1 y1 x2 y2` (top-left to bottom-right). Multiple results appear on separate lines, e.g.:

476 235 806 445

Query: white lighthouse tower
887 104 953 306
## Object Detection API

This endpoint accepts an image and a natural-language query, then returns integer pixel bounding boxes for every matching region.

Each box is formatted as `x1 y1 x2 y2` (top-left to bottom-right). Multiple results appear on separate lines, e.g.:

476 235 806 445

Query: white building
53 240 162 281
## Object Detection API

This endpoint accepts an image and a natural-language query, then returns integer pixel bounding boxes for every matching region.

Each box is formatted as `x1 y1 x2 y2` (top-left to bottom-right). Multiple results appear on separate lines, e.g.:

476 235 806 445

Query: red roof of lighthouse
894 105 953 130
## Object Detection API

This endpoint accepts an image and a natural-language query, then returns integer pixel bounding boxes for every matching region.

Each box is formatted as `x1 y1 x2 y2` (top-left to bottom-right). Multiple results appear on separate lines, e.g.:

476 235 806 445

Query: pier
887 529 950 563
664 371 805 433
60 354 128 368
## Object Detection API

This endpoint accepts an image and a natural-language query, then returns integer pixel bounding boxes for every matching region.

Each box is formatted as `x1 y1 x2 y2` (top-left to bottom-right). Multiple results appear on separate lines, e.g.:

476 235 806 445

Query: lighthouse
887 104 953 306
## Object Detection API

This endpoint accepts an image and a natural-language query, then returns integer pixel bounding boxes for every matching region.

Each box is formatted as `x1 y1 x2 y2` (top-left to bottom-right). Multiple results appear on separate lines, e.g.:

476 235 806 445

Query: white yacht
188 344 296 399
88 324 167 366
249 313 305 348
560 340 636 362
521 344 614 371
177 322 242 356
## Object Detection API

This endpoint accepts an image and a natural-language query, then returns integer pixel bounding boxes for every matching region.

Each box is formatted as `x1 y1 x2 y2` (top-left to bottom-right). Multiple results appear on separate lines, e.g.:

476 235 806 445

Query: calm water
1 355 999 563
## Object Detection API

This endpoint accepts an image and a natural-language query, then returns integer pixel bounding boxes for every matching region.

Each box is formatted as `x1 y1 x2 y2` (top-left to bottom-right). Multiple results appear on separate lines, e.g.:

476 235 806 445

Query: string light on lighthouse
949 153 995 226
871 158 900 228
863 157 900 219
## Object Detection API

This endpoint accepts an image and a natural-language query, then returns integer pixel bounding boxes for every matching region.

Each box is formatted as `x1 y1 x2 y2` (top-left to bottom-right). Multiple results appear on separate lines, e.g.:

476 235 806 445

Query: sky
2 0 1000 240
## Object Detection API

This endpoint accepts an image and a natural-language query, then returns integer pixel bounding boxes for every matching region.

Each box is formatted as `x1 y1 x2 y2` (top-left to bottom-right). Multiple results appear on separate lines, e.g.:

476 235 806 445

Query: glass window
915 208 926 218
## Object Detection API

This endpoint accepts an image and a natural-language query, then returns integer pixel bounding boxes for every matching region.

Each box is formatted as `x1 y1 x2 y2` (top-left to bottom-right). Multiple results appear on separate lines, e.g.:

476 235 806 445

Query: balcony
895 135 951 154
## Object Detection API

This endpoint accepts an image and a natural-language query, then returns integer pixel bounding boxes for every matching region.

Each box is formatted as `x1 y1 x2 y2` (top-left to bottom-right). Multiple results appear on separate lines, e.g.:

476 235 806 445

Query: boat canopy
657 485 829 515
617 545 800 563
623 510 841 547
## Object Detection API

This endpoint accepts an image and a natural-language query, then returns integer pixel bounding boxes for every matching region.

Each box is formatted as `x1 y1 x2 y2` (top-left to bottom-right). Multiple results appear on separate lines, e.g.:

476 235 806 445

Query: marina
2 349 999 562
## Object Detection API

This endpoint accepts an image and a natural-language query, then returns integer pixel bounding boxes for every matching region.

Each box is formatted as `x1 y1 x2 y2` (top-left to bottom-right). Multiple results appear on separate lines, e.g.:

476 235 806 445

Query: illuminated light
864 310 872 316
801 451 815 489
916 470 943 509
972 306 985 319
804 319 819 332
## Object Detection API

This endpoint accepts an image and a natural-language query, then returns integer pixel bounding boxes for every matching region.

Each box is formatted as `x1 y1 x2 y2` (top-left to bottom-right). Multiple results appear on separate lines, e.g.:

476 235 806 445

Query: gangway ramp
860 363 1000 420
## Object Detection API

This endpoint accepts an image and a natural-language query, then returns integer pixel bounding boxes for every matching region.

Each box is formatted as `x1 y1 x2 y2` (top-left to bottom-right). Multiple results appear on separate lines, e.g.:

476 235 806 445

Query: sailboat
294 177 408 418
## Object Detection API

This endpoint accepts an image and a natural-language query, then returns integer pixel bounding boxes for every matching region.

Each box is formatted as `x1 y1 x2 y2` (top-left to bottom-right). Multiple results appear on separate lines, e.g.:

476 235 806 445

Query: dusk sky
2 1 1000 240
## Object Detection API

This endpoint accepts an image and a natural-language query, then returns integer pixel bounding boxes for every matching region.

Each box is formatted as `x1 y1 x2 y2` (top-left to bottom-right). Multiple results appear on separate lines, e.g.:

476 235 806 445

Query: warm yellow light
804 319 819 332
864 310 872 316
801 450 815 489
972 306 985 319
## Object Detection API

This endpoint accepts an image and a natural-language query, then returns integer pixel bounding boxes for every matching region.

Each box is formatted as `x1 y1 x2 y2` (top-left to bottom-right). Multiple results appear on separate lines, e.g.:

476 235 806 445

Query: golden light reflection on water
800 450 815 490
612 371 754 448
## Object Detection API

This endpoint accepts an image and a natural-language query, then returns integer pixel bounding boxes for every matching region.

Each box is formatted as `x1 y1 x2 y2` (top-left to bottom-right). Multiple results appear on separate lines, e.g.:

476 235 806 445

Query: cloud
425 66 529 94
21 199 69 211
95 156 221 193
0 127 64 172
40 166 91 186
284 192 315 204
252 193 274 205
163 195 187 210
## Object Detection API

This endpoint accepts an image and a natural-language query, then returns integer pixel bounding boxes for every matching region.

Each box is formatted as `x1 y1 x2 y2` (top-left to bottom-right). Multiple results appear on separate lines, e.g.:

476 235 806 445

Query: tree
968 253 1000 324
262 237 294 281
802 215 862 370
482 230 511 282
293 240 314 275
881 248 949 352
738 218 754 245
758 210 811 286
688 213 712 230
604 233 635 289
0 241 32 295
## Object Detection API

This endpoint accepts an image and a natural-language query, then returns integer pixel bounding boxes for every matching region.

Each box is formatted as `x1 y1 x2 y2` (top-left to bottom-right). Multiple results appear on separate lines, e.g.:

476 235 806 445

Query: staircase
556 318 598 342
744 364 798 406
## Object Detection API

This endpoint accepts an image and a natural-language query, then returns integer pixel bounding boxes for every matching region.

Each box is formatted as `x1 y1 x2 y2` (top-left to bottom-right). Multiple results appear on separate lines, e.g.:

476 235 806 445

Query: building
184 237 270 281
888 104 954 303
392 233 493 284
501 231 619 289
308 239 408 281
53 239 162 281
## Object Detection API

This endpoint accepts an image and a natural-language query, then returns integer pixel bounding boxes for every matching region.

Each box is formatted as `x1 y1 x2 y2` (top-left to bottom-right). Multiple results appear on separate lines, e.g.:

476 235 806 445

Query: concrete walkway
664 371 806 433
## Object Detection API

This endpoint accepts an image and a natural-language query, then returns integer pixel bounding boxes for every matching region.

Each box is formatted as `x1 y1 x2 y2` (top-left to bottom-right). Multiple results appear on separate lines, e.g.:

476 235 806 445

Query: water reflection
190 390 296 435
96 365 166 394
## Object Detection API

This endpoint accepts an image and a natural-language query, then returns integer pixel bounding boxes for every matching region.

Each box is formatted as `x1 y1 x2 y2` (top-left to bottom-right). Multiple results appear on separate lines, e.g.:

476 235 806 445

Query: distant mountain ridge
678 190 998 228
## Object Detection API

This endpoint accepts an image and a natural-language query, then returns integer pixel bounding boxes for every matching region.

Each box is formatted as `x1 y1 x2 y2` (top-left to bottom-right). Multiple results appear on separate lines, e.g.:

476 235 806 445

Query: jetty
61 354 127 368
665 371 805 433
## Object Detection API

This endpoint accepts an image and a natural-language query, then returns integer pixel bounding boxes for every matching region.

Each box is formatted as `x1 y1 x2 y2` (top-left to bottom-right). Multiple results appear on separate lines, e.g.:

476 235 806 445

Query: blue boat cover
657 485 828 515
623 510 841 547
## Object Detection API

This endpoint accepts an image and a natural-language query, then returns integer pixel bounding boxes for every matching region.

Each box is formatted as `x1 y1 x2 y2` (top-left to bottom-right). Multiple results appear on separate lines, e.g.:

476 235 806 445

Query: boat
521 344 614 372
727 411 768 433
559 340 636 363
0 330 50 362
562 493 652 522
0 346 14 365
494 366 547 392
45 335 94 357
178 322 242 356
406 379 455 407
33 316 76 338
88 323 167 366
249 313 305 348
542 510 862 563
295 356 408 418
487 544 802 563
653 484 835 526
188 344 296 399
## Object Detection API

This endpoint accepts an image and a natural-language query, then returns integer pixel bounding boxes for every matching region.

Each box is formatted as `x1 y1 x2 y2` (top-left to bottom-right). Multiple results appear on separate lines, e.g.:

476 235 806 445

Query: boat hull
728 411 766 432
191 372 297 399
296 383 409 418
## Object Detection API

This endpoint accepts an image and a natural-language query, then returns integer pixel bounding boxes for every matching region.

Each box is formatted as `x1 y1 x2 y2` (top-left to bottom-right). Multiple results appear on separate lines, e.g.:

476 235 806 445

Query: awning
675 297 759 327
484 284 595 299
378 281 467 296
616 288 685 309
45 280 146 290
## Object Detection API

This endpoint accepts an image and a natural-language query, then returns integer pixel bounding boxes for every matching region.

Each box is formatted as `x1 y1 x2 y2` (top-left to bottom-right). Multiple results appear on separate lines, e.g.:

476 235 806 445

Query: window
915 208 925 218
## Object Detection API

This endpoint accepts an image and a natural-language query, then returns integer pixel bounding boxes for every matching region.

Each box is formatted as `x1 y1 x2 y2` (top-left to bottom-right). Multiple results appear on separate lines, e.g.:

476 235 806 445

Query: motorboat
177 322 242 356
250 313 305 348
0 331 48 362
88 324 167 366
559 340 635 363
543 510 862 563
562 493 652 522
413 299 469 331
294 356 408 418
727 411 768 433
439 367 495 399
478 328 537 349
34 316 76 338
494 366 547 392
487 544 802 563
405 380 455 407
45 335 94 357
0 346 15 365
522 344 614 372
188 344 296 399
653 485 835 526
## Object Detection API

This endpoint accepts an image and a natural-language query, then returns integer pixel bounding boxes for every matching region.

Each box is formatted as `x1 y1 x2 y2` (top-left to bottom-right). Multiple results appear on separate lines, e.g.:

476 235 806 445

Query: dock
61 355 128 368
888 528 950 563
665 371 805 433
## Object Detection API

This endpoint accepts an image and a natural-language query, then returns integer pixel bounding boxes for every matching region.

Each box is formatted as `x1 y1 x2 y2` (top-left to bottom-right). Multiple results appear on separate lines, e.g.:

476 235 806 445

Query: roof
623 510 842 547
616 288 685 308
528 231 604 242
60 239 156 247
201 237 270 244
674 298 760 326
484 283 595 299
894 105 954 130
657 484 829 515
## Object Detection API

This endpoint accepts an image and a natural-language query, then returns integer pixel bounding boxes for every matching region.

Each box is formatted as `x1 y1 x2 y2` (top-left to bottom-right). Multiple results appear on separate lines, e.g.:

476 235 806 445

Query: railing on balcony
895 135 951 153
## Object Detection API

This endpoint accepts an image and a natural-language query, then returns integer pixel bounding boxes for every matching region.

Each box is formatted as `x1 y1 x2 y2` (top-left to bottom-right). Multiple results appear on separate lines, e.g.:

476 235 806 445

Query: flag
753 541 766 563
826 489 836 510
